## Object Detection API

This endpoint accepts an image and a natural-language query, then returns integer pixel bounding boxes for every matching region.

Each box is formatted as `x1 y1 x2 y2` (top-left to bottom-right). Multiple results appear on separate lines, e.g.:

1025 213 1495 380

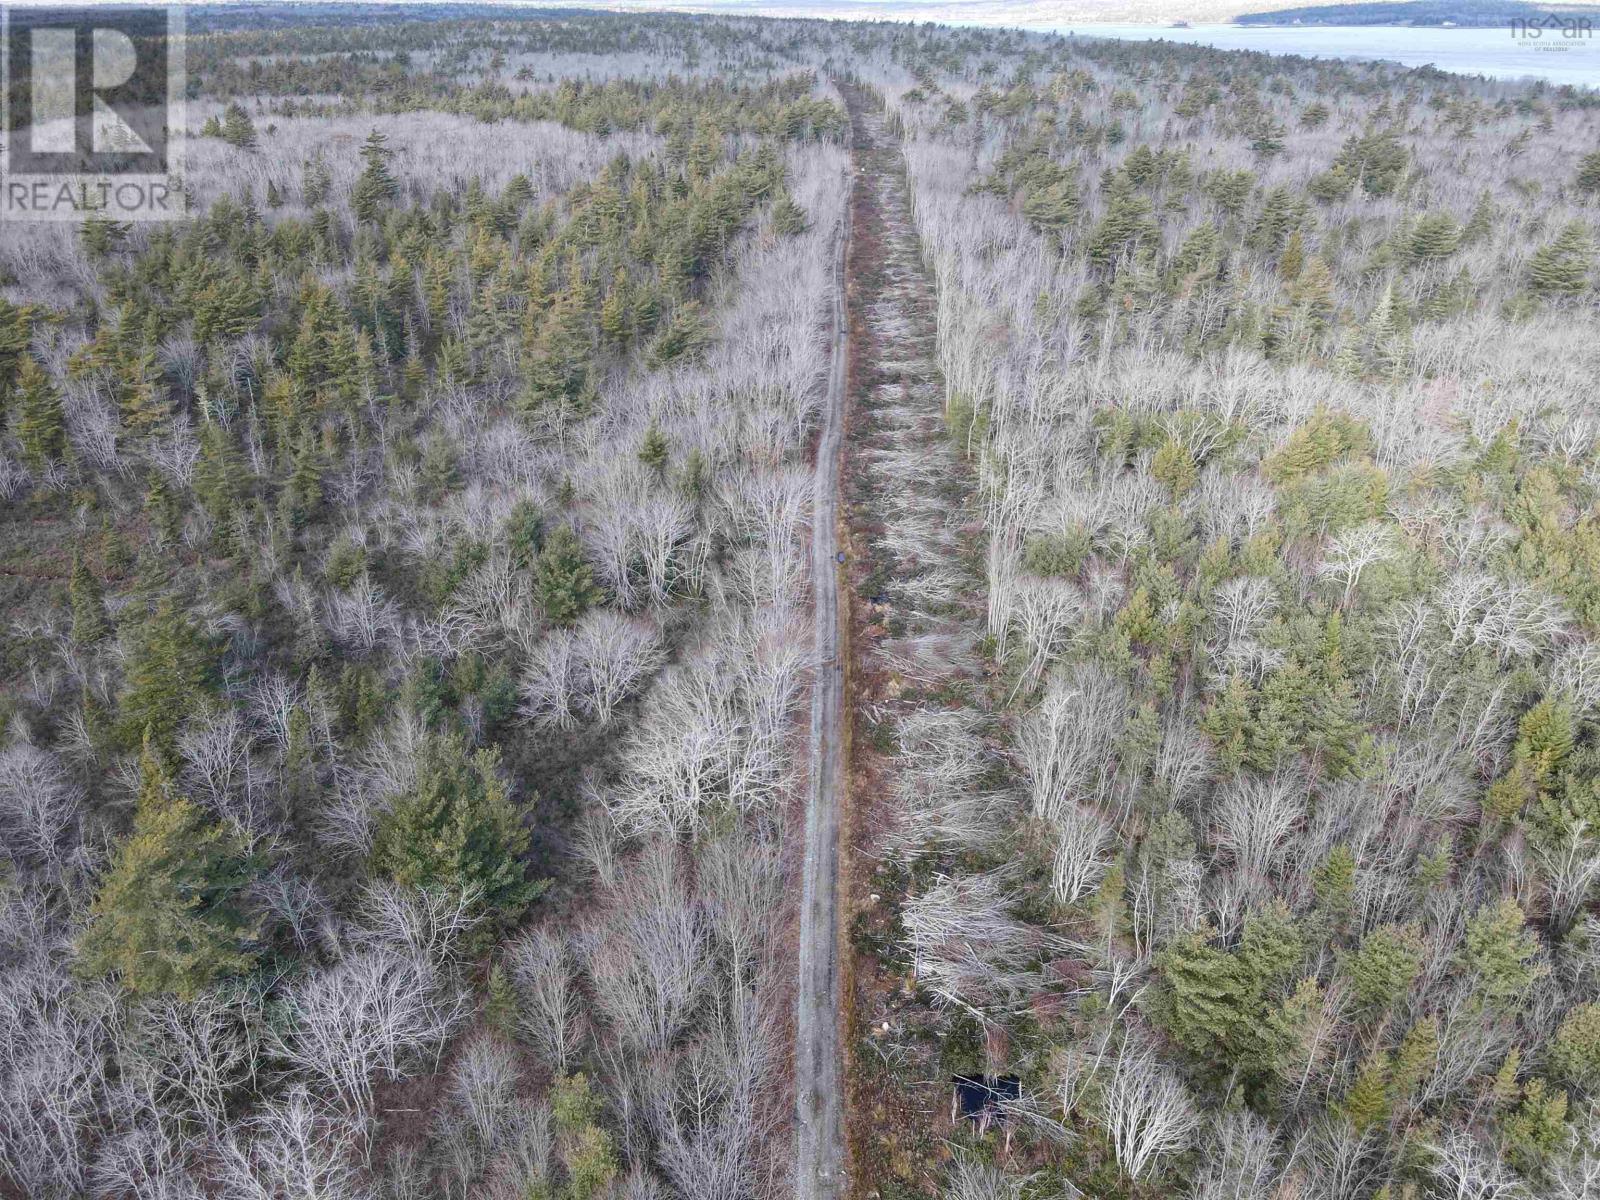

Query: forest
1 7 1598 1200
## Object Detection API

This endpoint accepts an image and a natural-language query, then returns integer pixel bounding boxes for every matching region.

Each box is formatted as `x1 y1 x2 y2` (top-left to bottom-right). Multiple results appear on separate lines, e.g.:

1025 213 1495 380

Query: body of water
1046 23 1598 86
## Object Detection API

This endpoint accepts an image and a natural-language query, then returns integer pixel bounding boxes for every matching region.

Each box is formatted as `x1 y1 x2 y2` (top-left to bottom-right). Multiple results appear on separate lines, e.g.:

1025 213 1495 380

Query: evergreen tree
188 264 260 345
1331 128 1408 198
1278 229 1305 281
1364 285 1406 380
1086 176 1159 271
1462 191 1495 244
1021 178 1078 246
351 129 399 224
638 424 670 474
0 297 33 424
1345 923 1424 1014
1151 438 1197 499
485 962 520 1037
1311 844 1355 934
599 269 633 346
81 212 130 260
1527 222 1593 298
117 597 217 757
1492 1048 1523 1107
371 734 538 929
553 1073 618 1200
420 435 461 505
77 739 258 999
221 102 258 150
1550 1003 1600 1091
1263 407 1371 483
1389 1017 1438 1102
1331 330 1363 380
70 554 109 645
119 344 171 432
146 472 182 545
287 279 360 415
679 447 709 501
1154 905 1308 1078
1487 698 1574 821
1250 115 1286 159
1250 185 1303 253
1576 149 1600 197
1286 255 1336 346
535 526 601 625
502 173 536 218
1172 221 1222 285
522 285 593 412
194 420 246 542
505 499 545 572
12 355 65 466
1462 898 1544 1009
302 149 331 207
1339 1053 1391 1133
650 300 713 367
279 438 324 530
772 192 809 236
1504 1078 1569 1177
1407 212 1462 261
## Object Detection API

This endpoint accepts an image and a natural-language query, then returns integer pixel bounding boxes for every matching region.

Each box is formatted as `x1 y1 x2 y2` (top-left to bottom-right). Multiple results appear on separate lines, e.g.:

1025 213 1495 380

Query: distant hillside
1237 0 1598 23
516 0 1600 29
98 0 1600 36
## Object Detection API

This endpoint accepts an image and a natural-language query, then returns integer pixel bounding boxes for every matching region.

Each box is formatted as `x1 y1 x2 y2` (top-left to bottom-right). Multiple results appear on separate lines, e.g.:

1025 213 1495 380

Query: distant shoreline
1234 0 1599 26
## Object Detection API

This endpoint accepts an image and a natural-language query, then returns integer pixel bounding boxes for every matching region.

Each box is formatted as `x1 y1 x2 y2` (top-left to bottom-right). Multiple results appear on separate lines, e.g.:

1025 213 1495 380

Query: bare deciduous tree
584 839 708 1054
506 928 586 1074
272 949 468 1115
1427 1131 1524 1200
0 738 84 872
1051 804 1115 907
218 1085 374 1200
1099 1047 1202 1180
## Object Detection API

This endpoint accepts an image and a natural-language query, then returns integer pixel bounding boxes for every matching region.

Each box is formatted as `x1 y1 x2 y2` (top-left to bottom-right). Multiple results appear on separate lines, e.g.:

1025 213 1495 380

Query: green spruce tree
351 129 398 224
220 102 258 150
117 596 217 757
1575 149 1600 197
77 738 258 998
69 554 109 645
12 356 65 466
371 734 538 929
535 526 601 625
1527 222 1593 298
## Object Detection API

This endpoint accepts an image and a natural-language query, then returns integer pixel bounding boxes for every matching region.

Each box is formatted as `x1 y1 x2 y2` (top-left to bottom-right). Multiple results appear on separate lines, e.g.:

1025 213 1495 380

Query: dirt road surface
794 87 853 1200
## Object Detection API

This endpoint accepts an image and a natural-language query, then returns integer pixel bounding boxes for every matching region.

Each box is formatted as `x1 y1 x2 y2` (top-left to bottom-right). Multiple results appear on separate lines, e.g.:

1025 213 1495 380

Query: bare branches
1051 804 1116 908
1427 1130 1525 1200
519 611 665 729
1016 665 1129 827
218 1085 374 1200
883 709 1008 862
583 839 708 1055
901 871 1041 1012
0 992 100 1198
0 738 85 874
271 949 468 1116
1099 1046 1203 1181
505 928 586 1075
